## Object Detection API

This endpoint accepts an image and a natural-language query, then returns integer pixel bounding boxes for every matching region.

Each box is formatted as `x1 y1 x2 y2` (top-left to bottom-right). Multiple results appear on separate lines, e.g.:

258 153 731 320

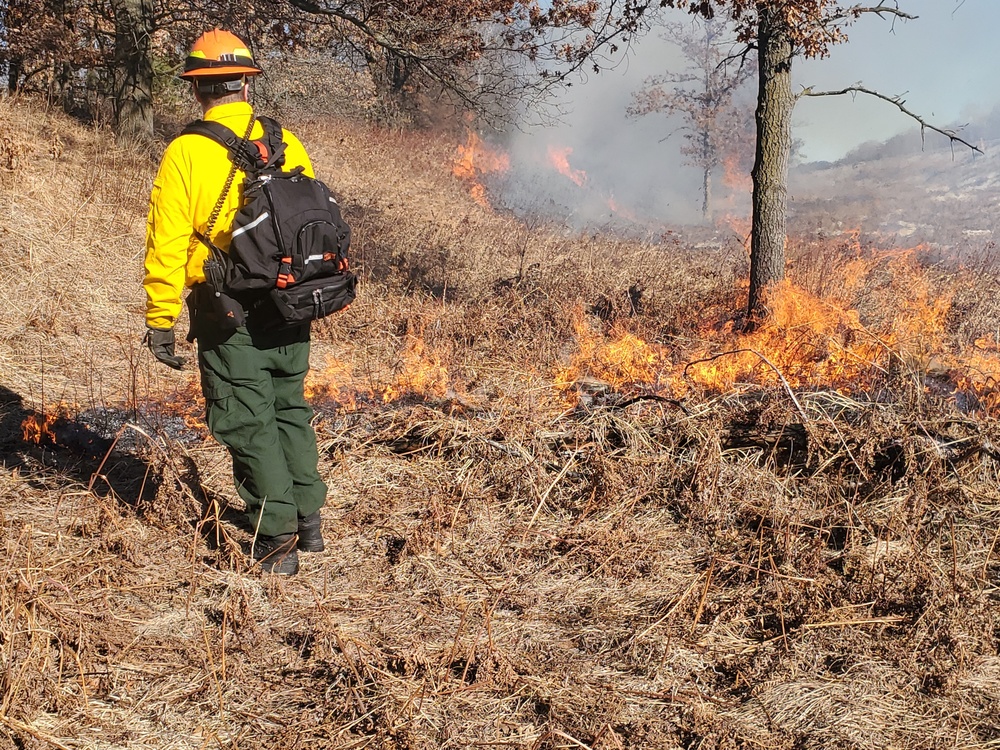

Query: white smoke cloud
494 22 710 229
488 0 991 230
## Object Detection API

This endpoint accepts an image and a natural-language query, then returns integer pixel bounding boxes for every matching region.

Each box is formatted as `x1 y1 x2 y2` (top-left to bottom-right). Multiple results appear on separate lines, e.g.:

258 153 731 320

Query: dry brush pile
1 94 1000 749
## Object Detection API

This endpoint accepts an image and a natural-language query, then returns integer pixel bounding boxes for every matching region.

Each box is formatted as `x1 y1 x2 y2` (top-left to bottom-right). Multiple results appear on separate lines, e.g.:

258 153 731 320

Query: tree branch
283 0 487 109
837 3 917 22
800 85 982 154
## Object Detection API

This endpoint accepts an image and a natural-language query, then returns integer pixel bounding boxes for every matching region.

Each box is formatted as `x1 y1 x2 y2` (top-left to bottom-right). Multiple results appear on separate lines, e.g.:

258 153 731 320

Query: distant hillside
789 108 999 254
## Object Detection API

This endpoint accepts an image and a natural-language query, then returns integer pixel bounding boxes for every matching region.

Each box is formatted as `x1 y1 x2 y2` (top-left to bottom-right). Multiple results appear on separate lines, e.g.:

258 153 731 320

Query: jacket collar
203 101 253 125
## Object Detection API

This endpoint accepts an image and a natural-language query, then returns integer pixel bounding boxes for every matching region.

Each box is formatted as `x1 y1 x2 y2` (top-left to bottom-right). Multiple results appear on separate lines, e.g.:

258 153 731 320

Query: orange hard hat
180 29 262 79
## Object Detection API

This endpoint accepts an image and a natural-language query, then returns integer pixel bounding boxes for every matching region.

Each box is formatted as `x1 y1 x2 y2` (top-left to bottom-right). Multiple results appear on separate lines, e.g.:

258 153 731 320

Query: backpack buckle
276 257 294 289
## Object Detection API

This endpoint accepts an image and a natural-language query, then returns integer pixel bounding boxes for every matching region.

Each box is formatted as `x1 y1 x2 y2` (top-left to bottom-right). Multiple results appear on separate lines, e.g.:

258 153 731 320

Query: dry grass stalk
1 92 1000 749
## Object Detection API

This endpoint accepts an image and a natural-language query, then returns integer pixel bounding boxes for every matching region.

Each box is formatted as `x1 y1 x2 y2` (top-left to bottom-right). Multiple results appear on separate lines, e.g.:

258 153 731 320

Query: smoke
483 0 992 233
492 27 714 231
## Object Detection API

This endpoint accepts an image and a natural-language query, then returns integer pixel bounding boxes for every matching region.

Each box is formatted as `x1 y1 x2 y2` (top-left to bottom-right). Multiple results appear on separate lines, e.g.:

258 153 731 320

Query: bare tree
5 0 980 250
111 0 154 140
1 0 611 133
269 0 611 124
648 0 981 322
0 0 103 100
1 0 158 134
546 0 980 321
628 18 754 220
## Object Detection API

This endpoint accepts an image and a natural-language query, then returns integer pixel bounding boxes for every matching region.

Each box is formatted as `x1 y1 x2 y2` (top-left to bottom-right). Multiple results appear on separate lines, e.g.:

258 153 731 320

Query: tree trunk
6 59 21 93
701 129 711 220
111 0 154 141
702 163 711 220
747 8 795 321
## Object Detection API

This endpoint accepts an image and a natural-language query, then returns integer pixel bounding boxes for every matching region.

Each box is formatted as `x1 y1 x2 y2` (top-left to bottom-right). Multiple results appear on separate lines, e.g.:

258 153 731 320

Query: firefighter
143 29 326 575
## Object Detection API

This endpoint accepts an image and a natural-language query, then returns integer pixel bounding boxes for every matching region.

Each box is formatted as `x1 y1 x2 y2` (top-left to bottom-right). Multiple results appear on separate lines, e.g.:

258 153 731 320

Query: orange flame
717 213 752 249
306 336 450 408
607 193 641 223
954 336 1000 414
21 413 57 444
159 379 208 433
381 336 449 402
547 145 587 187
721 152 752 194
682 280 875 392
453 131 510 209
555 247 988 410
305 356 358 409
555 307 664 396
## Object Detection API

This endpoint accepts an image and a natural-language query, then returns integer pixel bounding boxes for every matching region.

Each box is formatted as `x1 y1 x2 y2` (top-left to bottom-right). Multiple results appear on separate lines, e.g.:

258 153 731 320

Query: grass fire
2 85 1000 750
20 412 58 445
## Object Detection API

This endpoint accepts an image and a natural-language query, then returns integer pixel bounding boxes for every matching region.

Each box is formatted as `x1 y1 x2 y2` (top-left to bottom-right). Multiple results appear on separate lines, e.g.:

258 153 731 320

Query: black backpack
183 115 357 326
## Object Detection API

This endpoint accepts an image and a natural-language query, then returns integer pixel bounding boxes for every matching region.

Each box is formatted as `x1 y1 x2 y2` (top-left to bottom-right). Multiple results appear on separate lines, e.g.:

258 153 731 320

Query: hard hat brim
179 64 262 80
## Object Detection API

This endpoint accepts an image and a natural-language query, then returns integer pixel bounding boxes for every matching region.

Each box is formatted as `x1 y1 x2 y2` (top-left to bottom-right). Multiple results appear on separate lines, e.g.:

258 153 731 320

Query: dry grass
2 92 1000 750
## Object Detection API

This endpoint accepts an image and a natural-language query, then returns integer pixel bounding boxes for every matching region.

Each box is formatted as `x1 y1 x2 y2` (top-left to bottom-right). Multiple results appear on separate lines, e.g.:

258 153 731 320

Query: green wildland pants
198 325 327 538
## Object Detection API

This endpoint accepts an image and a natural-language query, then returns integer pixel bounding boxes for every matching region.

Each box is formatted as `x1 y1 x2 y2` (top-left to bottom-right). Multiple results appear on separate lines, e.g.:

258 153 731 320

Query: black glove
144 327 186 370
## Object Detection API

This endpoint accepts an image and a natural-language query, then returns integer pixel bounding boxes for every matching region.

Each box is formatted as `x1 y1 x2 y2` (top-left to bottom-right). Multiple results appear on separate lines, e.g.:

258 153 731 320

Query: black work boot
297 511 325 552
252 533 299 575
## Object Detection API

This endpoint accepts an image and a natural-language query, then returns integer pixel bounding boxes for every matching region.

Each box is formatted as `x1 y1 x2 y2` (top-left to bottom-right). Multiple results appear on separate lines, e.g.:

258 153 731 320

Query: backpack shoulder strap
255 115 287 170
180 119 261 173
256 115 282 140
179 116 258 249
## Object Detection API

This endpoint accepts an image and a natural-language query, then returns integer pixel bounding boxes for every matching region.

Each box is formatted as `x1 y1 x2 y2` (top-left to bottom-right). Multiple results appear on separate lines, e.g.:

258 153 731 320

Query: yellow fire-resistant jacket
143 101 314 330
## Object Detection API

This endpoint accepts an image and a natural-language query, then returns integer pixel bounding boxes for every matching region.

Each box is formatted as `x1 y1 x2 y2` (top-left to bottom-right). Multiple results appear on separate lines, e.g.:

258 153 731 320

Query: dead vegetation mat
3 384 1000 750
2 95 1000 749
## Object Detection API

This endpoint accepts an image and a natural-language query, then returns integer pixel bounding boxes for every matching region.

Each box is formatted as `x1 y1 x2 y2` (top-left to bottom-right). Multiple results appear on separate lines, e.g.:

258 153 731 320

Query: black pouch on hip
186 281 246 343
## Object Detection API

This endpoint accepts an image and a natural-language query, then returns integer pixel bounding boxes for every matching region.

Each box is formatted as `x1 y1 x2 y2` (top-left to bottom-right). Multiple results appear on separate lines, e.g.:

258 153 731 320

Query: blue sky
794 0 995 161
547 0 995 162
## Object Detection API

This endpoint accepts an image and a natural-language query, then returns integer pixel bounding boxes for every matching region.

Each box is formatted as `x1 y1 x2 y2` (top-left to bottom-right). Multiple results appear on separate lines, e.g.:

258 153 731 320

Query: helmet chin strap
195 76 247 97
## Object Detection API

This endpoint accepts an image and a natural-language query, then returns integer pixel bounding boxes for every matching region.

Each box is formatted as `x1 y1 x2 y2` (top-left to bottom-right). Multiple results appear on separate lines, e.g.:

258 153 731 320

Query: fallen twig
0 714 74 750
